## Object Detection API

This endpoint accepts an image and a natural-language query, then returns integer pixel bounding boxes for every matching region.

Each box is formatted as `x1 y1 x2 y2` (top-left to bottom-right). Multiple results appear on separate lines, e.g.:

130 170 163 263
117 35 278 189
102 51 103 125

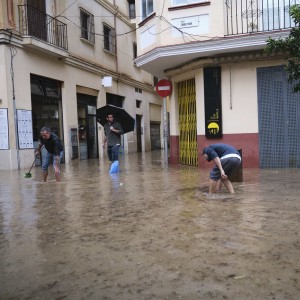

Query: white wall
168 59 287 137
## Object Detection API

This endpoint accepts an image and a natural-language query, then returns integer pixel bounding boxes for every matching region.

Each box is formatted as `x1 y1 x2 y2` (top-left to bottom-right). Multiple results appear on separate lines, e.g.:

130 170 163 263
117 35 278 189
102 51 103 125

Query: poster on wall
0 108 9 150
17 109 34 149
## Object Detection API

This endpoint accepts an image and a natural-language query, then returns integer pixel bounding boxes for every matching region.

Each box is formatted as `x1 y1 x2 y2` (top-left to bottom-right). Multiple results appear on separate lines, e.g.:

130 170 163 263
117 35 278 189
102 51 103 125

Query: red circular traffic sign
155 79 172 97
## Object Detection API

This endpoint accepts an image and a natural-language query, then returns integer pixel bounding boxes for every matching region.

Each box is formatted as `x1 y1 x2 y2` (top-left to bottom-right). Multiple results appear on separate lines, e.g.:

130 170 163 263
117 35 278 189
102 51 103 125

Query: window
133 42 137 60
142 0 153 19
136 100 142 108
103 24 116 54
153 76 158 87
262 2 300 31
172 0 206 6
128 0 136 19
135 87 142 93
80 9 95 43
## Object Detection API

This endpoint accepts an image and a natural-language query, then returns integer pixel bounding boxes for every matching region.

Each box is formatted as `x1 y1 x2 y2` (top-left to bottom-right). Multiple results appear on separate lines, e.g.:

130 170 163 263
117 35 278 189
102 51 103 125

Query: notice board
17 109 34 149
0 108 9 149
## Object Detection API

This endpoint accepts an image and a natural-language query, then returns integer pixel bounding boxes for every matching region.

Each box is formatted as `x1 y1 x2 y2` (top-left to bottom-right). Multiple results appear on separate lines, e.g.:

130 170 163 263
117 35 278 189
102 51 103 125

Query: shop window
80 8 95 43
103 23 116 54
30 75 63 142
106 93 123 107
31 80 44 95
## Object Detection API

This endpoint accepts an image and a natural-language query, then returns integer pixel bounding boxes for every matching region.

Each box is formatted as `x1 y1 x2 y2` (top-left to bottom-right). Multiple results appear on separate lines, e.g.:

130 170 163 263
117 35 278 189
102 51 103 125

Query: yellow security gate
178 78 198 166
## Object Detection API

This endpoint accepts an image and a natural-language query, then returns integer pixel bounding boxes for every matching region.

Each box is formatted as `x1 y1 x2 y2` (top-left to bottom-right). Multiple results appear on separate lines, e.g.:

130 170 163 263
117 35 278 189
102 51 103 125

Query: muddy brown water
0 151 300 299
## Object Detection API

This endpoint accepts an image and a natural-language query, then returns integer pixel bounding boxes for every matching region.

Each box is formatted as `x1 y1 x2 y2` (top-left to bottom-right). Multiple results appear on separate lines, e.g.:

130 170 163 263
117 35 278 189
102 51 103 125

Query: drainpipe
113 0 119 77
10 46 20 170
229 65 232 110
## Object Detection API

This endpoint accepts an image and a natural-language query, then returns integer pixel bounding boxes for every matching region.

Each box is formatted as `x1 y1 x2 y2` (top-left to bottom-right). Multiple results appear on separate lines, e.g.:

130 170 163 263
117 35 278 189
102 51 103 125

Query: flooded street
1 151 300 300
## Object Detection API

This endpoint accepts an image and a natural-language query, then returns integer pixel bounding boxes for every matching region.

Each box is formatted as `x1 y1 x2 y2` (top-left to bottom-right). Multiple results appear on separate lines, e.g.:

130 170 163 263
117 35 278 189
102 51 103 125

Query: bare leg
42 170 48 182
216 180 222 192
209 179 218 194
54 170 61 182
53 160 61 182
222 179 235 194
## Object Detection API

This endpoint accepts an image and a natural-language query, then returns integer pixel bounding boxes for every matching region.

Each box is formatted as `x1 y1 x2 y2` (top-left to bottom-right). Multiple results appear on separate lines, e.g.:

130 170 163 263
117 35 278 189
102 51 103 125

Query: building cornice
165 51 286 77
65 54 155 93
134 30 291 76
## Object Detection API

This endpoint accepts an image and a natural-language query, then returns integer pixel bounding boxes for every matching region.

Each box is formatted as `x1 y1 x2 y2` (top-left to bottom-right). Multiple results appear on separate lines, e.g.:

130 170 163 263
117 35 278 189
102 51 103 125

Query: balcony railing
225 0 300 35
18 5 68 50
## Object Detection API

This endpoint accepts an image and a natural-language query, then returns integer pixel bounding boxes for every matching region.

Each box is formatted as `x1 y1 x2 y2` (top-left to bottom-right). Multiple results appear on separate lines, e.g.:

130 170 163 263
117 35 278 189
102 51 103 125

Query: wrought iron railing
225 0 300 35
18 5 68 50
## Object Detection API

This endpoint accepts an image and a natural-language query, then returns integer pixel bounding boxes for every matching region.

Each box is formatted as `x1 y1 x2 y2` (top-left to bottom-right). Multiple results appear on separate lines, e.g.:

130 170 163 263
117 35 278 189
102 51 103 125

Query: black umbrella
96 104 135 134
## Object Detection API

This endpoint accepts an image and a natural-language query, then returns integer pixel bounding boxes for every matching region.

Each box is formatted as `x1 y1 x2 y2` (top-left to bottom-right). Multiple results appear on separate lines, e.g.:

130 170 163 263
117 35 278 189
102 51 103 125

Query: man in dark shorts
202 143 241 194
35 127 64 182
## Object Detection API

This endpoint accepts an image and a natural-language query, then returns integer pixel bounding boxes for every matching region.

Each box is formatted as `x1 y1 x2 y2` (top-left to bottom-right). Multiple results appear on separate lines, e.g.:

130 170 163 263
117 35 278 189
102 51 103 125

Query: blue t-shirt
204 143 239 162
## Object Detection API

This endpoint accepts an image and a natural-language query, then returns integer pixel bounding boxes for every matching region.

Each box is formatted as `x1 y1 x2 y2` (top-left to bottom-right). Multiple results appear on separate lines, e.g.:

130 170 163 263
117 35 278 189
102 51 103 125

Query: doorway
257 65 300 168
31 75 64 165
77 93 98 160
178 78 197 166
150 122 161 150
136 115 142 152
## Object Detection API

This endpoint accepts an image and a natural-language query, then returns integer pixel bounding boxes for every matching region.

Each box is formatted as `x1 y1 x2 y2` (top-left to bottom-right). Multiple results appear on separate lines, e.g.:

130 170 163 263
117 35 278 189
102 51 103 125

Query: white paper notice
0 109 9 150
17 109 34 149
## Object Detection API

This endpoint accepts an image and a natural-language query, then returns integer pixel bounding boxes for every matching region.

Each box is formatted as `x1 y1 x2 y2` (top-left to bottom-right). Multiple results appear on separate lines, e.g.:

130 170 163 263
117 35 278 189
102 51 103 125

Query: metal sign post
163 96 168 165
155 79 172 166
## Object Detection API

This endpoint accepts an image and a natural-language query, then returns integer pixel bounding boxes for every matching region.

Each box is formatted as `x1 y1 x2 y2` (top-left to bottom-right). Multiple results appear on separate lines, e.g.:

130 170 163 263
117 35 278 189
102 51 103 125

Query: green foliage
265 5 300 93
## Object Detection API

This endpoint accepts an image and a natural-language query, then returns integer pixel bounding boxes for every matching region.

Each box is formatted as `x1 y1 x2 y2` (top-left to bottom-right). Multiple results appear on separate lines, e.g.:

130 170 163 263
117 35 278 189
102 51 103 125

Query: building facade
135 0 300 168
0 0 163 170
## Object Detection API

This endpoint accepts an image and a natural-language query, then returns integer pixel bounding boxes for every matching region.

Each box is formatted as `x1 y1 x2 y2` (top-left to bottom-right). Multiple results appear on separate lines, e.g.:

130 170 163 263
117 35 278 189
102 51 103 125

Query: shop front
30 75 64 164
77 93 98 160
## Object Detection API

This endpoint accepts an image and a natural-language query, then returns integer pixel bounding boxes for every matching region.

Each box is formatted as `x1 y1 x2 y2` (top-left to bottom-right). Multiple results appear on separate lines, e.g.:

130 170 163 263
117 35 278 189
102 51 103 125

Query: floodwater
0 151 300 300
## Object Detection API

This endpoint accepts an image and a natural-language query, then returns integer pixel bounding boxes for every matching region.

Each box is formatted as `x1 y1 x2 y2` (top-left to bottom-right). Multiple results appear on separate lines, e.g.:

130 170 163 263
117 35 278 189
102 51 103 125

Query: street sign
155 79 172 166
155 79 172 98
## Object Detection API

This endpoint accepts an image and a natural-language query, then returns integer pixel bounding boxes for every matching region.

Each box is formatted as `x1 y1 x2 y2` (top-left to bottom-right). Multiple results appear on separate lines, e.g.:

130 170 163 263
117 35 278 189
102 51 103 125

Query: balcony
225 0 299 35
18 5 68 55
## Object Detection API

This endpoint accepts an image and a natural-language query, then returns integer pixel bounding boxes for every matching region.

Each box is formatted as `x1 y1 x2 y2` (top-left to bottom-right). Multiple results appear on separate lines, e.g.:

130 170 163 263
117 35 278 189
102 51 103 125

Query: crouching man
35 127 64 182
202 143 241 194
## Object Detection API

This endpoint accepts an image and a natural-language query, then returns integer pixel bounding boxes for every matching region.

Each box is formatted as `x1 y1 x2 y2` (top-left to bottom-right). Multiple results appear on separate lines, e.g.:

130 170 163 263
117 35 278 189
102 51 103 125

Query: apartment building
0 0 163 170
135 0 300 168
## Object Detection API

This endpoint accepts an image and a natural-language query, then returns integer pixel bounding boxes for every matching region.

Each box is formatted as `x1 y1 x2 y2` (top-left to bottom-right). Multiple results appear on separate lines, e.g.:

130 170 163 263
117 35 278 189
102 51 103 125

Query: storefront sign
204 67 223 139
17 109 34 149
0 108 9 149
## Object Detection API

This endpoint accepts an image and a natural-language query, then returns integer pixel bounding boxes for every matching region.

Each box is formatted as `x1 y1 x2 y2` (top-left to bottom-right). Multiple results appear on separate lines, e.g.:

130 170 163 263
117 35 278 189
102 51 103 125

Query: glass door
87 106 98 159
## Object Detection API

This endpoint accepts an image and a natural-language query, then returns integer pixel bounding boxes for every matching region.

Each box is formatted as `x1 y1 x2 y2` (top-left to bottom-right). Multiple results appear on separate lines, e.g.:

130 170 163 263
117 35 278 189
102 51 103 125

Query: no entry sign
155 79 172 98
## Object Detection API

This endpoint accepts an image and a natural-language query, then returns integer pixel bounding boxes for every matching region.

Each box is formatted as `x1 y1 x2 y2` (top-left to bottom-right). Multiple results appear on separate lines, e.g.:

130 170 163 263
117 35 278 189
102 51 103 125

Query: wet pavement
0 150 300 300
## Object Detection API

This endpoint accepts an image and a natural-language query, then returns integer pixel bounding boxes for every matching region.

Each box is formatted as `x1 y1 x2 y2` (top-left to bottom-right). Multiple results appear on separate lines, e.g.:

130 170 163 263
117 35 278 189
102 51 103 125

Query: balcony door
27 0 47 41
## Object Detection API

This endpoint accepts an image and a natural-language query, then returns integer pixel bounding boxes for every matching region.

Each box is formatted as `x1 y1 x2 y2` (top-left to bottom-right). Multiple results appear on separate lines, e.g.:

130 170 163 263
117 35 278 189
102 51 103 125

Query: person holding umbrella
103 113 123 162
